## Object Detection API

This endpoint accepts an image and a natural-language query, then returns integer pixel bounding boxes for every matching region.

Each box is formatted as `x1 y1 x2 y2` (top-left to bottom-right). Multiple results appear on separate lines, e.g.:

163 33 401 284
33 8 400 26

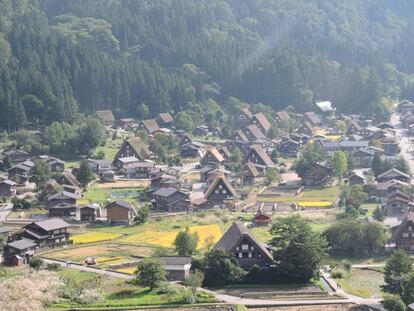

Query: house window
248 252 252 258
410 226 413 232
214 190 219 194
403 233 409 238
238 252 242 258
241 244 249 251
223 189 227 194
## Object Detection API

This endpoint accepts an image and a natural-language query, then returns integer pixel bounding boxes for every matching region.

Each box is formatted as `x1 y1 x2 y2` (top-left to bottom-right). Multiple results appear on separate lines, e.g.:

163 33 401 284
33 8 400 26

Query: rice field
116 267 137 275
298 201 332 208
71 232 123 244
120 224 222 249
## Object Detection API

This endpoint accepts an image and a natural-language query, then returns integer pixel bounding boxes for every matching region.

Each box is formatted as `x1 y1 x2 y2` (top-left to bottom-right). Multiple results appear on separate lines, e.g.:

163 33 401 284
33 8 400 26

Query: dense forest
2 0 414 131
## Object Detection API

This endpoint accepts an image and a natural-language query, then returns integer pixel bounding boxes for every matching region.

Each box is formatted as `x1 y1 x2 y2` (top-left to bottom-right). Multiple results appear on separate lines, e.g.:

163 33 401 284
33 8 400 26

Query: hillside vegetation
2 0 414 130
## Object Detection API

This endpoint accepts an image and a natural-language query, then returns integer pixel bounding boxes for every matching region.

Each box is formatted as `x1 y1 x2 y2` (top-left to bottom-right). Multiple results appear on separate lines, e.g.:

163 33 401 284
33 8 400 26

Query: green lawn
54 268 216 309
337 268 384 298
257 186 340 204
81 187 145 205
94 137 124 161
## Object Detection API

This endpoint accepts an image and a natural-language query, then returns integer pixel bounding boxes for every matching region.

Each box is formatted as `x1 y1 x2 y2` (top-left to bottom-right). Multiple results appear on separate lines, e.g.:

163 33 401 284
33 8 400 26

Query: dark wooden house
114 137 151 162
3 239 37 266
20 218 70 247
392 213 414 252
48 202 78 219
152 187 189 212
300 162 330 186
138 119 160 135
204 176 237 206
214 221 274 269
156 113 174 128
200 148 225 168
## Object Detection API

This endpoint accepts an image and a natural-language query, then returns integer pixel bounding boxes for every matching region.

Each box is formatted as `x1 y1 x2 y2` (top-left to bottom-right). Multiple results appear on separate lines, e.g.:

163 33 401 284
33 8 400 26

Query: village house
397 100 414 114
114 137 151 162
218 146 232 162
105 201 137 225
382 139 400 156
79 204 100 222
95 110 115 125
56 170 80 188
138 119 160 135
88 159 113 174
232 130 250 147
124 161 155 179
158 256 192 281
298 122 314 136
253 209 272 226
320 140 369 154
392 213 414 252
194 125 210 136
0 179 17 197
48 202 78 219
19 218 71 247
244 124 266 141
277 137 301 157
243 162 260 185
382 190 414 220
377 169 410 183
346 120 362 135
180 141 205 158
114 156 141 170
204 176 237 207
178 133 193 147
117 118 137 131
3 239 37 266
156 113 174 128
37 155 65 172
152 187 189 212
245 144 274 172
353 149 374 168
200 148 225 168
1 149 30 164
275 110 290 123
347 173 366 186
7 160 34 179
148 173 182 194
233 108 253 129
214 221 274 269
47 191 80 207
303 112 322 127
251 112 272 134
375 179 410 203
300 162 330 186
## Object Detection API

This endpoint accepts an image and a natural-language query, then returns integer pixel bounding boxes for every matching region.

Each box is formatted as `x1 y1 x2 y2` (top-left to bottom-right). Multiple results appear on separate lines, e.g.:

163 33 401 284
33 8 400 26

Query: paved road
42 258 134 280
0 203 13 222
391 113 414 178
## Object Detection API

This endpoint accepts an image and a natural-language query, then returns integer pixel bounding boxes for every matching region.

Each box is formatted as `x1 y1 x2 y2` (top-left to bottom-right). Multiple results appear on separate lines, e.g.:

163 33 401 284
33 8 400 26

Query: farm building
105 201 137 226
214 221 274 269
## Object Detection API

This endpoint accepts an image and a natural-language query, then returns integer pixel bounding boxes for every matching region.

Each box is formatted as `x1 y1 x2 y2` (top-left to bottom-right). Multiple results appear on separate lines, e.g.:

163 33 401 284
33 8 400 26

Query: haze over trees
2 1 414 131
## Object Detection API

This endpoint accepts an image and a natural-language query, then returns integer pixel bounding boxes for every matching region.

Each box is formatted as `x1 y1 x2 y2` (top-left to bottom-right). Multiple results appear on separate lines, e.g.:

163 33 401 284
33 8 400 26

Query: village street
390 112 414 178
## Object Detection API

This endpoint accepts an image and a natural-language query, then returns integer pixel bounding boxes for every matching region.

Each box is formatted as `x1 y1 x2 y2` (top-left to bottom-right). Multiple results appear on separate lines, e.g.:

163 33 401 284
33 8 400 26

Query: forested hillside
2 0 414 131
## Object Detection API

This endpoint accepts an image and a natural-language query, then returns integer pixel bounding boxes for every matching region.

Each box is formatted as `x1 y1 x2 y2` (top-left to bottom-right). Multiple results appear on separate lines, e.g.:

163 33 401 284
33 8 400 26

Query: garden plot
42 244 156 268
337 268 384 298
80 187 145 205
71 232 122 244
257 186 339 209
119 224 222 249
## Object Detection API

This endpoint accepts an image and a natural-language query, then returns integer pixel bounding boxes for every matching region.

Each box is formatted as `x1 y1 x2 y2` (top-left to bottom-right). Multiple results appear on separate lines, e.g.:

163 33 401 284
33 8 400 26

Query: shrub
331 268 346 279
47 263 60 271
342 260 352 273
153 282 179 295
77 288 102 305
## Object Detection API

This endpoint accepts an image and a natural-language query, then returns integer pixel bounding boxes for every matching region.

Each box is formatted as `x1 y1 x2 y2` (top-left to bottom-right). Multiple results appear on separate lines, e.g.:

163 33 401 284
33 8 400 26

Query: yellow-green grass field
71 232 122 244
257 186 340 208
337 268 384 298
94 137 124 161
54 268 216 308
